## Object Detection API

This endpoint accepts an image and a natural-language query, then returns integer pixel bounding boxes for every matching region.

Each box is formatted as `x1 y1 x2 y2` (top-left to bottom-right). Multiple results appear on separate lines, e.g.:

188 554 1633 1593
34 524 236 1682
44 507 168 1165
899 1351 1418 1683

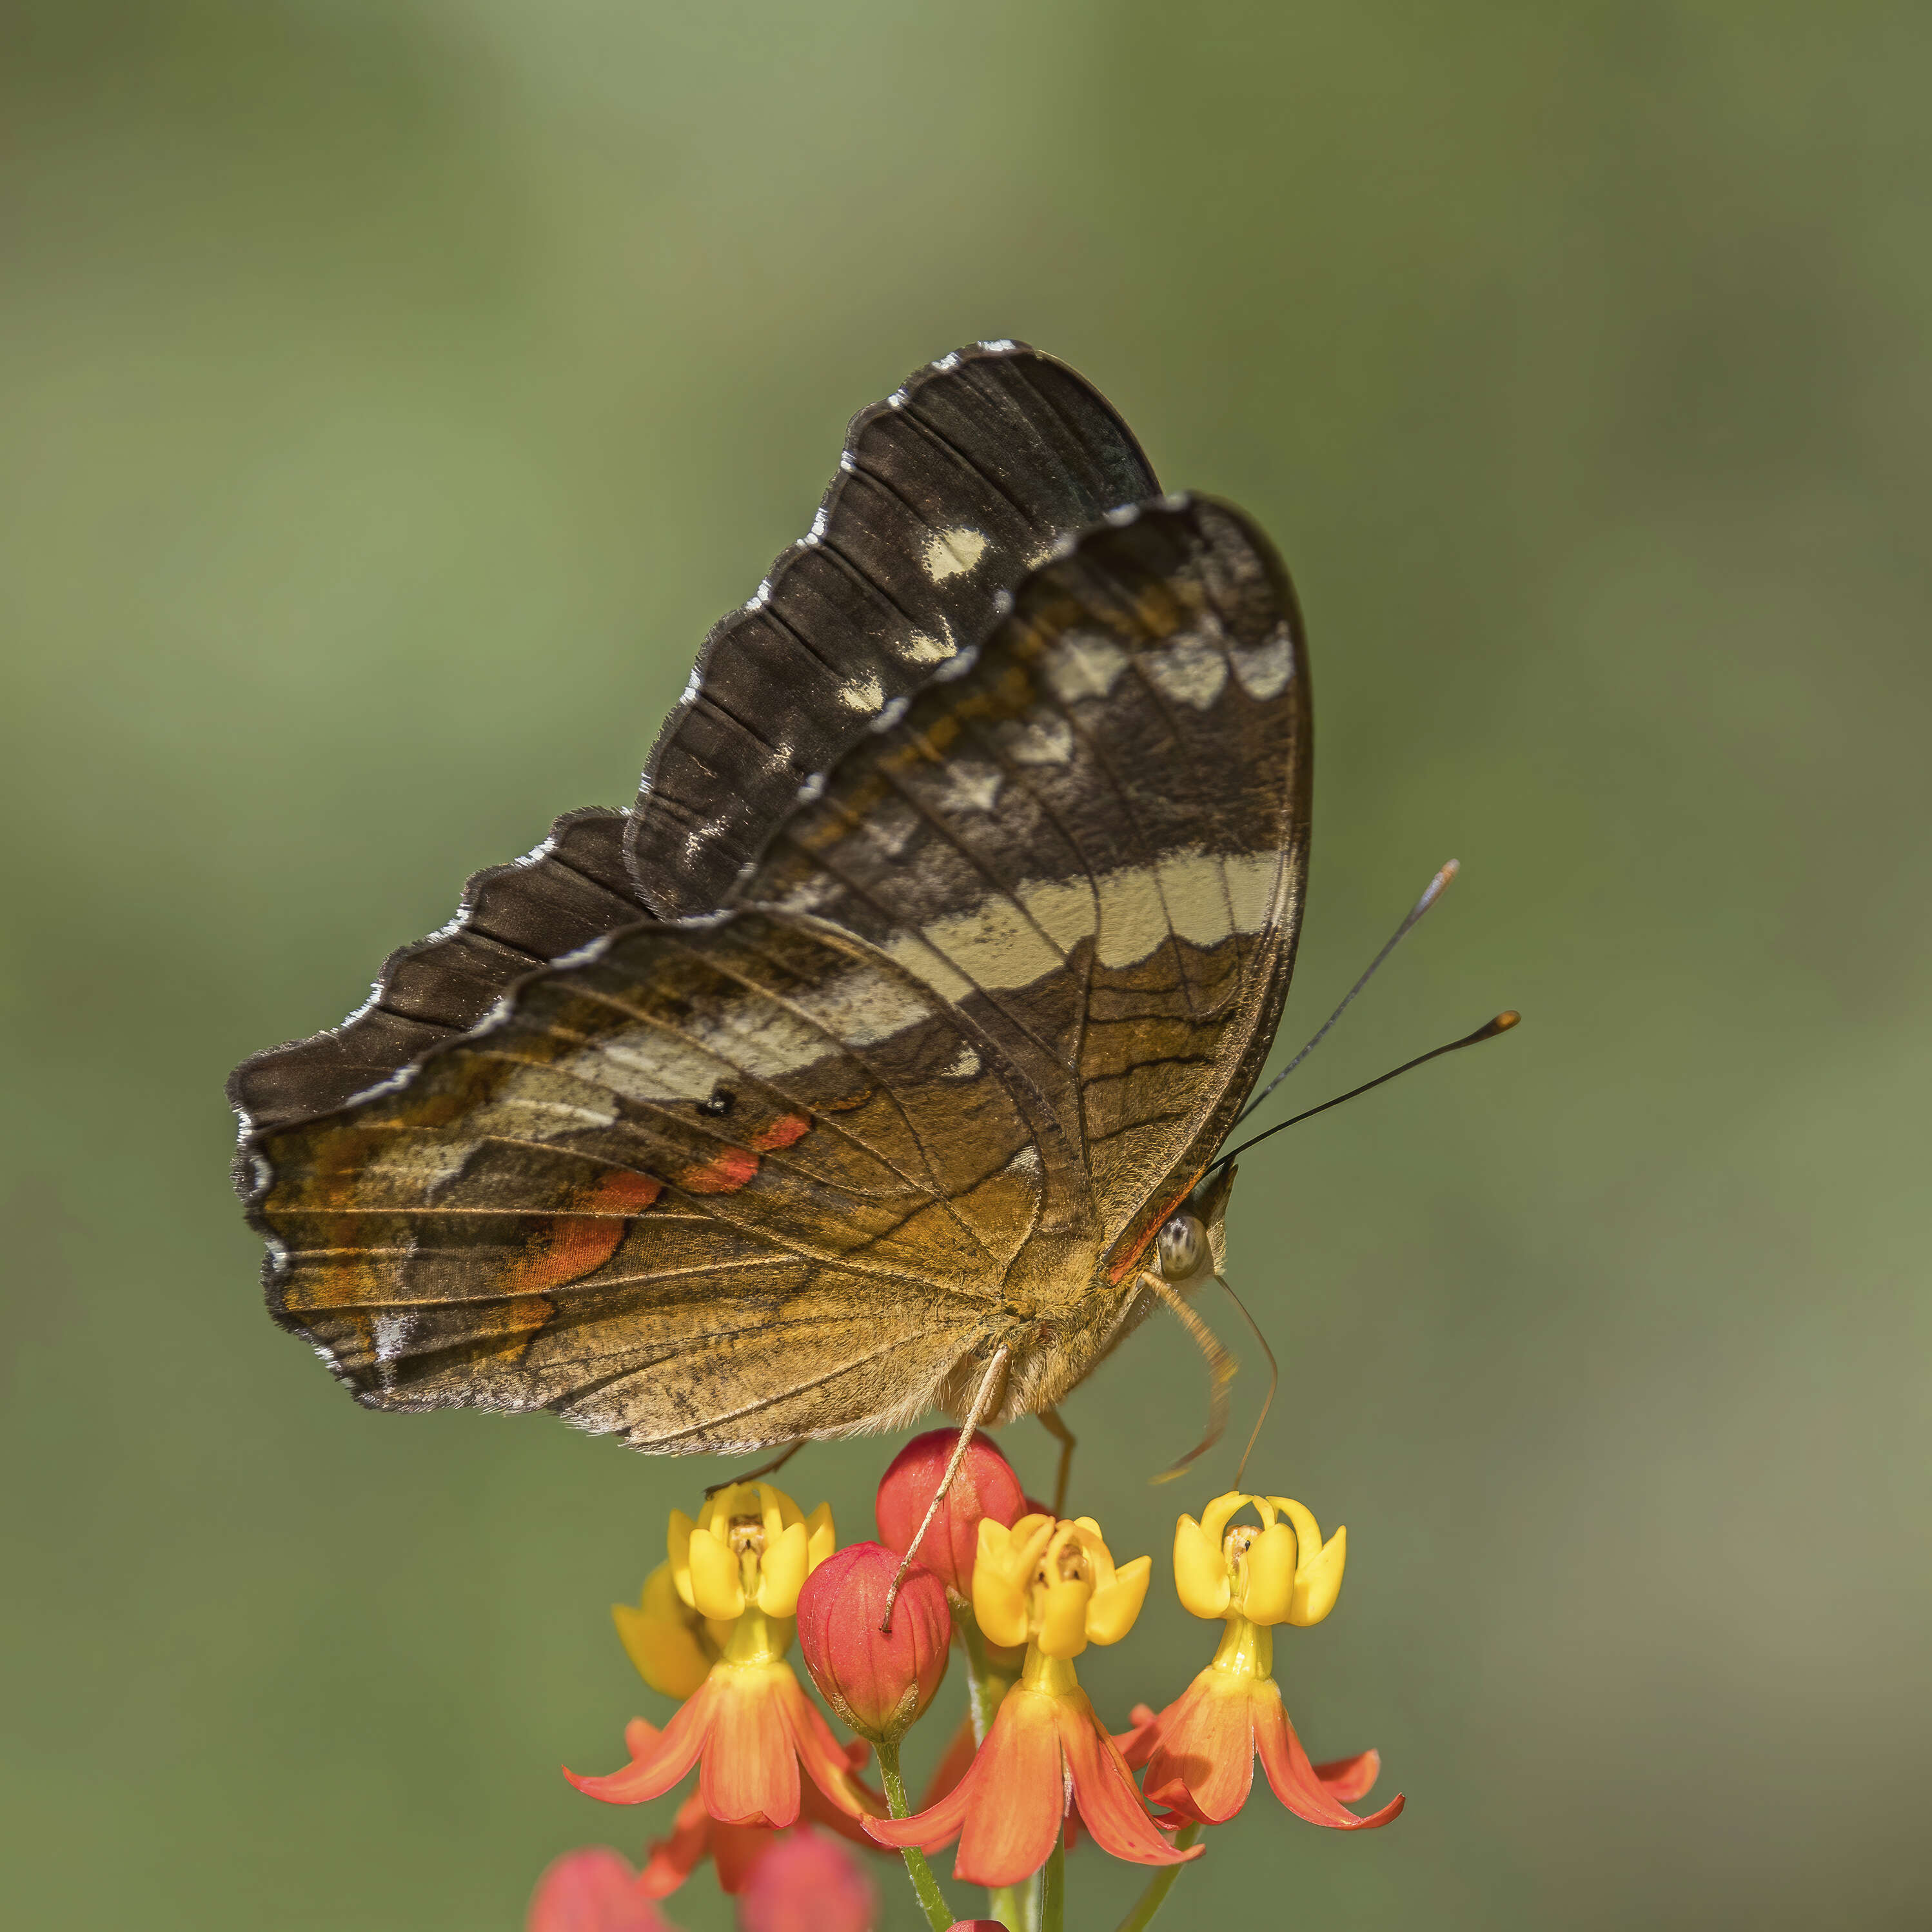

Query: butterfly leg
703 1441 803 1499
881 1345 1012 1632
1038 1408 1076 1519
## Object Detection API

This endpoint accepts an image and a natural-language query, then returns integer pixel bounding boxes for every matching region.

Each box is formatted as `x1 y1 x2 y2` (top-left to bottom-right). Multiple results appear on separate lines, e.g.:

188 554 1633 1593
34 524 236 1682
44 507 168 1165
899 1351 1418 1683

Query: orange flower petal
709 1818 779 1894
638 1788 711 1898
1313 1748 1382 1804
1114 1702 1162 1768
863 1764 976 1851
1251 1679 1405 1830
566 1681 717 1804
919 1712 978 1811
1138 1669 1257 1826
702 1670 801 1828
776 1670 885 1819
1056 1691 1202 1869
951 1691 1066 1889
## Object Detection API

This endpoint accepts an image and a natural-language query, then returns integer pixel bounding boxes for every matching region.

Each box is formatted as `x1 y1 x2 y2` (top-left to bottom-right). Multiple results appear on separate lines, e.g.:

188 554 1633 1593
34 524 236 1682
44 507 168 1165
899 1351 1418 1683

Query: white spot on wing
1042 631 1129 705
1144 629 1228 711
997 709 1074 765
840 670 885 713
776 873 843 915
902 629 955 665
373 1314 414 1366
921 526 988 584
1229 626 1296 700
863 796 919 856
936 759 1003 815
942 1043 981 1079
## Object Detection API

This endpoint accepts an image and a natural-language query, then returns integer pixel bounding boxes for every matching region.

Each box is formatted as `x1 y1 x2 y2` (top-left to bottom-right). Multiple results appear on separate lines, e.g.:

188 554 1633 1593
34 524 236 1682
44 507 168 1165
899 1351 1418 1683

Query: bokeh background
5 4 1928 1927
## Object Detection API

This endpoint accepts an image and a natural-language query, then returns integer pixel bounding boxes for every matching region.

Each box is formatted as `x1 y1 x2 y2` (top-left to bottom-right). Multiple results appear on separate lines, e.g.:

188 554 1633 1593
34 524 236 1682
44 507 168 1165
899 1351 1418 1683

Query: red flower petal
526 1848 671 1932
738 1826 878 1932
1055 1691 1202 1870
1313 1748 1382 1804
1138 1669 1258 1826
567 1680 718 1804
702 1669 801 1828
1250 1679 1405 1830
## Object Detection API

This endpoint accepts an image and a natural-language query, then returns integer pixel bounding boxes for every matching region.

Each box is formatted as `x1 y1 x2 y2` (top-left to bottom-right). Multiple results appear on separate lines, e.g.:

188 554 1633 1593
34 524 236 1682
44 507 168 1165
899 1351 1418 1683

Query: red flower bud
796 1542 951 1744
874 1430 1025 1599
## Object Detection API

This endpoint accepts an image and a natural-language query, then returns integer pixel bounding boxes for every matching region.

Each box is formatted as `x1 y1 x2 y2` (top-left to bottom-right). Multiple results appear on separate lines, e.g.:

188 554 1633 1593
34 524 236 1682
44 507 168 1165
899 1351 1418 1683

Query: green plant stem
1041 1832 1066 1932
876 1736 954 1932
958 1613 1006 1745
1112 1822 1202 1932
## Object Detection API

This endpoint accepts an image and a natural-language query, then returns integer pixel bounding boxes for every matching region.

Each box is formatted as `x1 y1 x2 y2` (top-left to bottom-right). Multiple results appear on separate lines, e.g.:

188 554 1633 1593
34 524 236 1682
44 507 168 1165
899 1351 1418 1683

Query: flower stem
1112 1823 1201 1932
958 1613 1007 1746
1041 1832 1066 1932
876 1737 954 1932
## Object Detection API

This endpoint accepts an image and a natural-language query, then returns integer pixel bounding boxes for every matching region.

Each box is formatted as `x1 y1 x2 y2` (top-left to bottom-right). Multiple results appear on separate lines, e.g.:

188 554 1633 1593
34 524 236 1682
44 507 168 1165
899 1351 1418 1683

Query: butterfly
230 341 1310 1470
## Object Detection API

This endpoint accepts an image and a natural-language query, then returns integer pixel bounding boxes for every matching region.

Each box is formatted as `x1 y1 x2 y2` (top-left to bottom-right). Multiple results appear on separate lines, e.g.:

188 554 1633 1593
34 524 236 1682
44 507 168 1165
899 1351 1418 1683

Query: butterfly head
1156 1165 1238 1290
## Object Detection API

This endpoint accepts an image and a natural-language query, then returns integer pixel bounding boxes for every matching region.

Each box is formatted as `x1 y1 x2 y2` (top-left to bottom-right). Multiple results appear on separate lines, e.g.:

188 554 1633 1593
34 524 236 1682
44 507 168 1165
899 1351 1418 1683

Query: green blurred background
4 3 1927 1927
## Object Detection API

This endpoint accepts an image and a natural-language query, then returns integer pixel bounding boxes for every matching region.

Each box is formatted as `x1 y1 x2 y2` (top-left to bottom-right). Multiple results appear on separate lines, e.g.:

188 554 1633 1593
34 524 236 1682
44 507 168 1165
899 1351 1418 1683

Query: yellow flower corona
972 1512 1152 1659
667 1481 836 1623
611 1560 730 1699
1172 1490 1346 1628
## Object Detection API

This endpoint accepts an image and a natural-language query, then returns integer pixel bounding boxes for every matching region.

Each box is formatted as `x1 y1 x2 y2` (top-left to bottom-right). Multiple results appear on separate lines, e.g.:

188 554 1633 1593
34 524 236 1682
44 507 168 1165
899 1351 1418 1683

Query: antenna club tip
1439 857 1461 881
1493 1010 1521 1032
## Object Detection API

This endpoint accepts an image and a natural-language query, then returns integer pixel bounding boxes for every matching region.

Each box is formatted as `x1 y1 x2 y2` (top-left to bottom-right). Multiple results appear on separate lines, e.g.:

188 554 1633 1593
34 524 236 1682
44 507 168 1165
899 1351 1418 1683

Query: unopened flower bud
796 1541 951 1744
875 1430 1025 1601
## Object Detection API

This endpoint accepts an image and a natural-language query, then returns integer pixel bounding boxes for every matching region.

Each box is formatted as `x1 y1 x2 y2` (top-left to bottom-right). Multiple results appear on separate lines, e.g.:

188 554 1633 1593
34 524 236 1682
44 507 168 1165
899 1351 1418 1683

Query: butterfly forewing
626 342 1158 920
232 346 1156 1139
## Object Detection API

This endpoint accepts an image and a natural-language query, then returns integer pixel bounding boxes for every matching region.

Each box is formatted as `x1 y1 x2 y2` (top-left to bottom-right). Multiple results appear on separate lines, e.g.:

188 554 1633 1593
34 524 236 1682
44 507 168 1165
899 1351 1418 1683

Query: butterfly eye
1156 1212 1209 1282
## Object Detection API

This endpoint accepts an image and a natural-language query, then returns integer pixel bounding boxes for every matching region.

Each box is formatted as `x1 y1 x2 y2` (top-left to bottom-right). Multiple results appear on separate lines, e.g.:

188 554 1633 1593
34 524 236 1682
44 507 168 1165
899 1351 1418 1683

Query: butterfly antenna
1139 1272 1237 1485
1216 1274 1279 1492
1230 860 1460 1132
1210 1010 1520 1174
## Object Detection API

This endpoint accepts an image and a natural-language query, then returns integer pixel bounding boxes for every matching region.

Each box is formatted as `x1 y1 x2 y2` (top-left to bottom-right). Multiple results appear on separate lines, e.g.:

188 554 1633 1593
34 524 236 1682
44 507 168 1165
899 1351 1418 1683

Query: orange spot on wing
680 1147 760 1194
751 1112 809 1152
512 1168 664 1294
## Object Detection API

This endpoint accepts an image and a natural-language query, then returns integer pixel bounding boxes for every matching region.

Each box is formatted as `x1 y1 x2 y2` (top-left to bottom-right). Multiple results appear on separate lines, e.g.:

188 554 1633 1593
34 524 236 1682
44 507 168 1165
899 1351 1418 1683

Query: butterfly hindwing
250 907 1061 1449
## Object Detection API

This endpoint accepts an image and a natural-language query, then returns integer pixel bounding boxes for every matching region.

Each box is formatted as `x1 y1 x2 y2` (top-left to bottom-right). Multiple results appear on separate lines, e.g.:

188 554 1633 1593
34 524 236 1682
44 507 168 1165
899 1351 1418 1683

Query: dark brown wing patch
229 806 647 1134
626 342 1158 920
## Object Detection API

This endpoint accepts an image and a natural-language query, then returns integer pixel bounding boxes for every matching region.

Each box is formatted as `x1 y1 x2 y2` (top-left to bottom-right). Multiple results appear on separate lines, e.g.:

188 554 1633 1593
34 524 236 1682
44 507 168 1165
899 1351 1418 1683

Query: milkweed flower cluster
532 1443 1400 1932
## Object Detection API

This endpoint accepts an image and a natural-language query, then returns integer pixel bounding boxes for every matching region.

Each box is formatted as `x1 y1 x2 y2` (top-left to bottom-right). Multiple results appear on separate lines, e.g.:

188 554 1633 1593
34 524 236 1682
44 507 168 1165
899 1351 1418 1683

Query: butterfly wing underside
230 343 1155 1138
243 497 1310 1448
